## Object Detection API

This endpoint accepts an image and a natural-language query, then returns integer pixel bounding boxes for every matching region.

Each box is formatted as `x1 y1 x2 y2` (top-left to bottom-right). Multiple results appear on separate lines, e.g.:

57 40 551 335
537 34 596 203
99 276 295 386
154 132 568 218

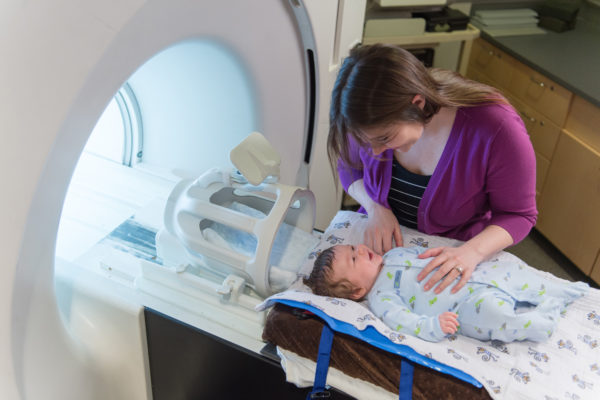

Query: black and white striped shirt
387 158 431 229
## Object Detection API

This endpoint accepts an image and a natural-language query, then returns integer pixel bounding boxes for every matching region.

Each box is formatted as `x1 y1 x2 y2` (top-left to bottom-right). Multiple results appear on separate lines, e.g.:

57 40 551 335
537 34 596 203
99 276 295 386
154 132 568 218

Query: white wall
305 0 367 230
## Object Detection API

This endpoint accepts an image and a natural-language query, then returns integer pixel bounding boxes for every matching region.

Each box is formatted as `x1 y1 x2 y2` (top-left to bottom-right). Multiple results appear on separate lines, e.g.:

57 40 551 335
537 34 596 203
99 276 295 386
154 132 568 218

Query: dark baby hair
303 246 356 299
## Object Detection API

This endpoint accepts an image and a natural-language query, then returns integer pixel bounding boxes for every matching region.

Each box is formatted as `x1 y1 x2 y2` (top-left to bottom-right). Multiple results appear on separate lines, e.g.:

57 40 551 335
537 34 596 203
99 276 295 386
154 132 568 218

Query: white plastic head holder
161 132 315 297
230 132 281 185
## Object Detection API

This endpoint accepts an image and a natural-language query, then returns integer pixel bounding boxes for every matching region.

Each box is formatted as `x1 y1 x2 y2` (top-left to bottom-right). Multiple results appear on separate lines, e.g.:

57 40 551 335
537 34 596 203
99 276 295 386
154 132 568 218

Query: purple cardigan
338 104 538 244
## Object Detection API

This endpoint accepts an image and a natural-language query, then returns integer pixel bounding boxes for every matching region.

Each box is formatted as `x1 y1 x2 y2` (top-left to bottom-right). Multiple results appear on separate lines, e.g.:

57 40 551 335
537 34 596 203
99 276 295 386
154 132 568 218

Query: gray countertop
477 3 600 108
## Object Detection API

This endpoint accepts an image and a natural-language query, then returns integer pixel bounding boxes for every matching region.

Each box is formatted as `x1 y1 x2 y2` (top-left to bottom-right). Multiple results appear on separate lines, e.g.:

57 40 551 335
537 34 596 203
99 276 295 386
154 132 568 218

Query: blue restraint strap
399 359 414 400
307 324 334 399
308 322 416 400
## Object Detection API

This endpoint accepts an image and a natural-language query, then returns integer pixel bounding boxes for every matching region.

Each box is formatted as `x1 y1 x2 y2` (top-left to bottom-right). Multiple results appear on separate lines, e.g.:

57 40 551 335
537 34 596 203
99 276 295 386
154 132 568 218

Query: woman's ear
411 94 425 110
350 287 366 300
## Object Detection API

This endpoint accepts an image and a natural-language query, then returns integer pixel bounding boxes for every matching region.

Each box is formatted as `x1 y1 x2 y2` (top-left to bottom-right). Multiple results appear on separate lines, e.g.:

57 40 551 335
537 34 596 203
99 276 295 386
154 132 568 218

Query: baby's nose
357 244 368 256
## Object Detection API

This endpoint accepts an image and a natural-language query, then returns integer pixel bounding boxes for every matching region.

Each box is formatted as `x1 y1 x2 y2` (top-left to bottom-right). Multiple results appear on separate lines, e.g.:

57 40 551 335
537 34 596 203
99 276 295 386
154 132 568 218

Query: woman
327 43 537 295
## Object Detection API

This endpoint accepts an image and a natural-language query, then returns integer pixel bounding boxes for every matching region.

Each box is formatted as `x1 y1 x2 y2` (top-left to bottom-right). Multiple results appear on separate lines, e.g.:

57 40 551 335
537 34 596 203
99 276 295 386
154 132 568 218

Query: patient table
259 211 600 400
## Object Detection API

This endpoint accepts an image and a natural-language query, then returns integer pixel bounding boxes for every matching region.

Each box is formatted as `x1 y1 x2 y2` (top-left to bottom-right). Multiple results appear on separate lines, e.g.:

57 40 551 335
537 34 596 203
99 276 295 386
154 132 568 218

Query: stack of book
471 8 546 36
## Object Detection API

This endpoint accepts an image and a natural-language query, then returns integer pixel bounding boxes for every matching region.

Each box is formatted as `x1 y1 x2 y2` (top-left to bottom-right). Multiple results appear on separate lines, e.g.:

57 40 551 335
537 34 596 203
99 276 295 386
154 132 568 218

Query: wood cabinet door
509 97 561 160
465 66 497 88
506 61 572 127
565 96 600 154
590 251 600 286
468 39 513 89
535 151 550 195
508 96 559 196
537 130 600 275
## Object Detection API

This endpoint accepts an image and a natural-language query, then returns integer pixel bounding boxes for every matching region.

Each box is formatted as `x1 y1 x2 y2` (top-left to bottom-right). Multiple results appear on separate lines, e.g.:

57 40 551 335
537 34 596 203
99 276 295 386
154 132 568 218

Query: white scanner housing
159 162 315 297
0 1 366 399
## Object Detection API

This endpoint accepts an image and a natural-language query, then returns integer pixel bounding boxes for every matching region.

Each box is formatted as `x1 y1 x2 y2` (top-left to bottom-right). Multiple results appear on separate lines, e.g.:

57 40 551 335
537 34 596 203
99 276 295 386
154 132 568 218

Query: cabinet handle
519 110 536 123
530 76 555 91
487 49 502 59
530 76 545 88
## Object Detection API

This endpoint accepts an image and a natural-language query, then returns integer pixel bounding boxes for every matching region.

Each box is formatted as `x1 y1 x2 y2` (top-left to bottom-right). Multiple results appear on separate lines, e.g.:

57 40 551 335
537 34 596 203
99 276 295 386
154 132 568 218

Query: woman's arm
417 106 536 293
348 179 403 254
416 224 513 294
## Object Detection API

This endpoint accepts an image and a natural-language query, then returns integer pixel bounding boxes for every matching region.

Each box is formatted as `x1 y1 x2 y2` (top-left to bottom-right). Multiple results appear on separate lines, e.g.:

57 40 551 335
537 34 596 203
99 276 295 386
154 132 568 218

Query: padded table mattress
263 303 492 399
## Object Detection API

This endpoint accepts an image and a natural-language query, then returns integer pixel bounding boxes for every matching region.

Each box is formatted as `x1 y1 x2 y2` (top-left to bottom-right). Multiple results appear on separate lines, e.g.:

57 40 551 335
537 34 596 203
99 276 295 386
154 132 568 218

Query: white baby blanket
258 211 600 400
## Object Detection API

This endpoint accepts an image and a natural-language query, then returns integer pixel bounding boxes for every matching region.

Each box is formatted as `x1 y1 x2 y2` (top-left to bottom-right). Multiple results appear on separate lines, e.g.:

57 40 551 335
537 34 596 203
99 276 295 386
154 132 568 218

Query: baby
304 245 589 343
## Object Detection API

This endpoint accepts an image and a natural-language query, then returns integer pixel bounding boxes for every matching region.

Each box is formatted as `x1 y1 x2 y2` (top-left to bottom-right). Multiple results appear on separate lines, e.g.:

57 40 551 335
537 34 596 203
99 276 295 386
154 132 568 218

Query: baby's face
331 244 383 299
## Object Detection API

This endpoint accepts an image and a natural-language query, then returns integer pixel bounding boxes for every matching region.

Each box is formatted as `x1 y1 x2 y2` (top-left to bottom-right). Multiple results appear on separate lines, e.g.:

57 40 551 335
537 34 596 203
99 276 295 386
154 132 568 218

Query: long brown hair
328 43 507 171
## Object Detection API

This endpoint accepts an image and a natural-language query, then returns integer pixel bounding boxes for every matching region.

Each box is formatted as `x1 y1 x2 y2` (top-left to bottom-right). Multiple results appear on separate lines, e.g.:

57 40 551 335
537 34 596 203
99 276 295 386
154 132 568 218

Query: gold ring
455 266 464 274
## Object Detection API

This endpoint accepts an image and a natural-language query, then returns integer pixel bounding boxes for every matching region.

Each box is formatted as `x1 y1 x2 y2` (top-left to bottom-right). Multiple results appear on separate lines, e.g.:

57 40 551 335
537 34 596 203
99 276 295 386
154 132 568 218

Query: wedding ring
455 266 464 274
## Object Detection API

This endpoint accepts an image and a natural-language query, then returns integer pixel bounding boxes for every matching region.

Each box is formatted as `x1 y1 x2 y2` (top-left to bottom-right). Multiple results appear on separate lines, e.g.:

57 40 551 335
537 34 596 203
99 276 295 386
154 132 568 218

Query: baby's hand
438 312 459 335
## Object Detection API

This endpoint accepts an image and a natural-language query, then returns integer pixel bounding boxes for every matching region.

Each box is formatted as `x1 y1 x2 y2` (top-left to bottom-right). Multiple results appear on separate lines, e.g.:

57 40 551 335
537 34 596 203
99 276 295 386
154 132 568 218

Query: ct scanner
0 0 367 398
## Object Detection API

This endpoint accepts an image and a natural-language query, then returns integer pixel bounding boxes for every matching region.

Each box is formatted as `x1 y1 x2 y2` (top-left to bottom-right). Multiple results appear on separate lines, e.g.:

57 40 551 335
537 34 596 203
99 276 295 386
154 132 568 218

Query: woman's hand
438 312 459 335
416 225 514 294
364 204 403 255
347 179 403 254
416 245 484 294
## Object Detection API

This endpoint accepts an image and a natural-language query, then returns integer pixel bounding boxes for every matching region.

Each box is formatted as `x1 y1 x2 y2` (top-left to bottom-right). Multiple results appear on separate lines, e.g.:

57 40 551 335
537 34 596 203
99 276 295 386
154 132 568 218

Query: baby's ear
350 287 366 300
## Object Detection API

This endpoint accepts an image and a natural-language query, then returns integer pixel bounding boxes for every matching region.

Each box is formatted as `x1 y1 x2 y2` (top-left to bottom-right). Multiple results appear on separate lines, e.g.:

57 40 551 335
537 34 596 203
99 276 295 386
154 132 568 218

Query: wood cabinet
591 252 600 285
467 38 600 285
537 96 600 278
469 38 514 89
505 60 572 127
536 130 600 275
564 96 600 153
508 96 561 195
466 39 572 198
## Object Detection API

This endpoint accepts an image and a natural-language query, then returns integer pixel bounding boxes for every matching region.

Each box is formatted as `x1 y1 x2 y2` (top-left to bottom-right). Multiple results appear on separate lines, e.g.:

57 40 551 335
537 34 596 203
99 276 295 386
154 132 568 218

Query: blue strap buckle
309 390 331 399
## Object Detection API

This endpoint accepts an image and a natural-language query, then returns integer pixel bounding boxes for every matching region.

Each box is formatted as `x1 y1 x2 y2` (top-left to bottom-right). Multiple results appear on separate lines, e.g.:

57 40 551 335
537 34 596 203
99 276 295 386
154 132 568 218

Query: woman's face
362 94 426 155
363 121 424 155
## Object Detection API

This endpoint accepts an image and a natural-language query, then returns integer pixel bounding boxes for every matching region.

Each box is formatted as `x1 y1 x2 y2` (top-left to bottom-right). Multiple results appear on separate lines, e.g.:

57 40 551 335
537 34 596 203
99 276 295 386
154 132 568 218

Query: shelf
363 23 480 46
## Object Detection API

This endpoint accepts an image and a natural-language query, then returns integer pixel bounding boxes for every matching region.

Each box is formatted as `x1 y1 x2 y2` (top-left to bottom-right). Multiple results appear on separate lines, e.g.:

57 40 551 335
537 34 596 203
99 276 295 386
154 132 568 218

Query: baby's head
303 244 383 301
